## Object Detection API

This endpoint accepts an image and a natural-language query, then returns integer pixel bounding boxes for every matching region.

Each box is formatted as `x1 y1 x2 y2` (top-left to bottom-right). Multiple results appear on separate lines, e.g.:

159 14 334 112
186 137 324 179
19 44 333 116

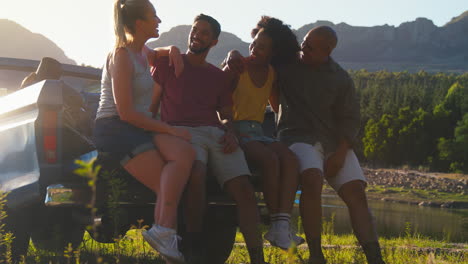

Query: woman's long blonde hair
113 0 150 48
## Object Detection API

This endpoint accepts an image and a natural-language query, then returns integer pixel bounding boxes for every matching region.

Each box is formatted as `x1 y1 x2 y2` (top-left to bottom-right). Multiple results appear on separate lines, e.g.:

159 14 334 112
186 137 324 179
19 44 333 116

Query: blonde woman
93 0 194 263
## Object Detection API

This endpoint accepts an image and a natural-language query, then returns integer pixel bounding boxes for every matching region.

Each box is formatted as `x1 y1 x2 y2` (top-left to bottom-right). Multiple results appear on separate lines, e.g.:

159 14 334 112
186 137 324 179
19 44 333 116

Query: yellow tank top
232 65 275 123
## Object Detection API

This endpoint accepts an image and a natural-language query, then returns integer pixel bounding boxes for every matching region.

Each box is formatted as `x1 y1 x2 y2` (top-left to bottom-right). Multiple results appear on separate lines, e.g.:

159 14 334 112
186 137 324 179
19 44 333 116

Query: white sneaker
291 232 305 246
265 224 305 249
142 225 185 264
265 225 293 250
264 227 276 245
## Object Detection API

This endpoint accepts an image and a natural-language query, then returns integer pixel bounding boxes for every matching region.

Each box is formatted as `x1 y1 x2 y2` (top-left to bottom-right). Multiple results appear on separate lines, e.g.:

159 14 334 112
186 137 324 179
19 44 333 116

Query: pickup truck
0 57 275 263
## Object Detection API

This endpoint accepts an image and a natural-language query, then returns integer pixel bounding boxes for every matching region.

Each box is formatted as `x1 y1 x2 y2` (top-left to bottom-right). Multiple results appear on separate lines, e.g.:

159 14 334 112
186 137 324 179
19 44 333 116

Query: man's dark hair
251 16 300 69
194 14 221 39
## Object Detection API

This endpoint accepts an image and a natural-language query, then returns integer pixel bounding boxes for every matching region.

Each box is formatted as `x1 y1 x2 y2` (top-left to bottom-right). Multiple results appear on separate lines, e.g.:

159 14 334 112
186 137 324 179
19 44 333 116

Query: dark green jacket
277 58 360 155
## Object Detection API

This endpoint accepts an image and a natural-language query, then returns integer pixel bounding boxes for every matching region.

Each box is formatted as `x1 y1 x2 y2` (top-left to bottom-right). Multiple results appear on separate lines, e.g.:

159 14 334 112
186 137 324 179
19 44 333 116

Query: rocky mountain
149 11 468 72
3 11 466 72
295 11 468 72
0 19 75 64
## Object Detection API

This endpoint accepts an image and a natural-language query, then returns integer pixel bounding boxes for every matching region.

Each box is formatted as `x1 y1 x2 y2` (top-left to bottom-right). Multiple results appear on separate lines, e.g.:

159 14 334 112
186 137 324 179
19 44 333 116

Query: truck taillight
43 110 58 163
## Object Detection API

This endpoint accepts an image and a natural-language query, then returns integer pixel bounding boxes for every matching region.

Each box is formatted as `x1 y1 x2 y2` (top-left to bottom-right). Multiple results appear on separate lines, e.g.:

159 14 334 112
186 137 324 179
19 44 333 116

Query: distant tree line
349 70 468 173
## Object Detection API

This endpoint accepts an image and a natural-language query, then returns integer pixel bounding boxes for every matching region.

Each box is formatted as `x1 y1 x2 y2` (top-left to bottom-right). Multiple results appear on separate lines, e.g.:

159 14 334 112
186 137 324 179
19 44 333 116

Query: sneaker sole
264 233 290 250
142 231 186 264
293 236 306 246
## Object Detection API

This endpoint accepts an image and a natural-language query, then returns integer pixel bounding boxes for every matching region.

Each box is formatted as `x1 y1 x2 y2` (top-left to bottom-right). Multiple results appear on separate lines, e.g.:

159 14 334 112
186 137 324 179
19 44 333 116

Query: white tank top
96 48 154 120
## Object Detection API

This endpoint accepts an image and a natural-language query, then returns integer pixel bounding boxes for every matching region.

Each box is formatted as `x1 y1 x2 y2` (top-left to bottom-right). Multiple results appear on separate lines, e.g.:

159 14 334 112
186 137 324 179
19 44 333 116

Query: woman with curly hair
223 16 304 250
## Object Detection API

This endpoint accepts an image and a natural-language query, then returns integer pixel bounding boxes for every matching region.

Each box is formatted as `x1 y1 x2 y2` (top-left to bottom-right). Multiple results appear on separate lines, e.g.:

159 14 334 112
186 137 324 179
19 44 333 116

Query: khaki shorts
289 142 367 191
177 126 251 187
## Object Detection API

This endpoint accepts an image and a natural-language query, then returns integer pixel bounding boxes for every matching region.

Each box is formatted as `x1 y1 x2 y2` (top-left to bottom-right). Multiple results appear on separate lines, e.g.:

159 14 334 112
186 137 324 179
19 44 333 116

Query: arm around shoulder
222 50 245 74
222 65 240 91
269 71 280 113
148 45 184 77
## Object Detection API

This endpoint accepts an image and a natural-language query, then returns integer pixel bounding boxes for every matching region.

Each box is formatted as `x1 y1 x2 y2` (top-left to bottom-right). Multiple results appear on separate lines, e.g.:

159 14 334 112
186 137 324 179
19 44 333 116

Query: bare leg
124 135 193 264
264 142 303 247
224 176 264 264
300 168 323 240
124 150 165 226
300 168 326 263
123 149 165 192
153 134 195 228
242 141 280 214
338 180 385 264
338 180 377 244
181 161 207 263
266 142 299 214
184 161 206 232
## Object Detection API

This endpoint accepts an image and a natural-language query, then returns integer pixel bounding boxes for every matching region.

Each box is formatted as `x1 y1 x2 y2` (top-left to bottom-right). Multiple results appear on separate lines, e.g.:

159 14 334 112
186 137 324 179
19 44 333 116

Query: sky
1 0 467 67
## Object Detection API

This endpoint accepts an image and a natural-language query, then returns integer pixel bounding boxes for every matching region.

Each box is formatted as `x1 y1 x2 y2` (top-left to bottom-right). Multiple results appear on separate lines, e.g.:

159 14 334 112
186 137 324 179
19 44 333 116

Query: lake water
291 194 468 243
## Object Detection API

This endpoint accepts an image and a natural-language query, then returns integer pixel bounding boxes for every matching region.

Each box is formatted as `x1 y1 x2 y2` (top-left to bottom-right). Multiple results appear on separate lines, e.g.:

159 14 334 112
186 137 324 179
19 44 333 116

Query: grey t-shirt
96 48 154 120
277 58 360 155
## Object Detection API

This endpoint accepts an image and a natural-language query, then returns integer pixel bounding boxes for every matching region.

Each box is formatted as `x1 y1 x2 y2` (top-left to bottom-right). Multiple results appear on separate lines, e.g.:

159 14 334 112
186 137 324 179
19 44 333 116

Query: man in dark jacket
276 26 385 264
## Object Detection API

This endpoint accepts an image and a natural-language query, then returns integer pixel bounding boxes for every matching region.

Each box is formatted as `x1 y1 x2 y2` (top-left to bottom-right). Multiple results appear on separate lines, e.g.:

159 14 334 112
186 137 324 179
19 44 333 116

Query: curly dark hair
251 16 300 68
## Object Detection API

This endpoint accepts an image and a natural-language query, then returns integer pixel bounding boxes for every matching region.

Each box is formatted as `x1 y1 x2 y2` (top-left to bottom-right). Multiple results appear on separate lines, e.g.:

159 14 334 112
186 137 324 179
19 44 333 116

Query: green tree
353 70 467 171
438 114 468 173
363 114 398 166
396 108 432 166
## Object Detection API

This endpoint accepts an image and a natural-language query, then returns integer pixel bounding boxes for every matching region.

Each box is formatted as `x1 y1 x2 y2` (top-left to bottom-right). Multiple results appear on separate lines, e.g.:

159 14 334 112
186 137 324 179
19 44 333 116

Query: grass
228 244 467 264
3 161 465 263
7 221 465 264
18 230 166 264
227 221 467 264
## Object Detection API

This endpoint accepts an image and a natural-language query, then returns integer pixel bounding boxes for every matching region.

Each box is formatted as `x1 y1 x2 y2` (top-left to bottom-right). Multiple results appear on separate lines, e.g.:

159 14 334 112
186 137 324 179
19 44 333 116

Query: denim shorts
93 116 156 166
233 120 277 145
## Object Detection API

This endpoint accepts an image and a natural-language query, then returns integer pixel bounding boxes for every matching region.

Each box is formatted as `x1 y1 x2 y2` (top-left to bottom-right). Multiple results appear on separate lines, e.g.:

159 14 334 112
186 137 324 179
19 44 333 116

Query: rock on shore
364 168 467 194
362 168 468 209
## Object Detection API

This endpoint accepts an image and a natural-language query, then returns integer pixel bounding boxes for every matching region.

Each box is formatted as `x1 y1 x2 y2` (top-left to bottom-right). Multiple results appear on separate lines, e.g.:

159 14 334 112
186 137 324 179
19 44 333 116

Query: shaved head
300 25 338 66
306 26 338 53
